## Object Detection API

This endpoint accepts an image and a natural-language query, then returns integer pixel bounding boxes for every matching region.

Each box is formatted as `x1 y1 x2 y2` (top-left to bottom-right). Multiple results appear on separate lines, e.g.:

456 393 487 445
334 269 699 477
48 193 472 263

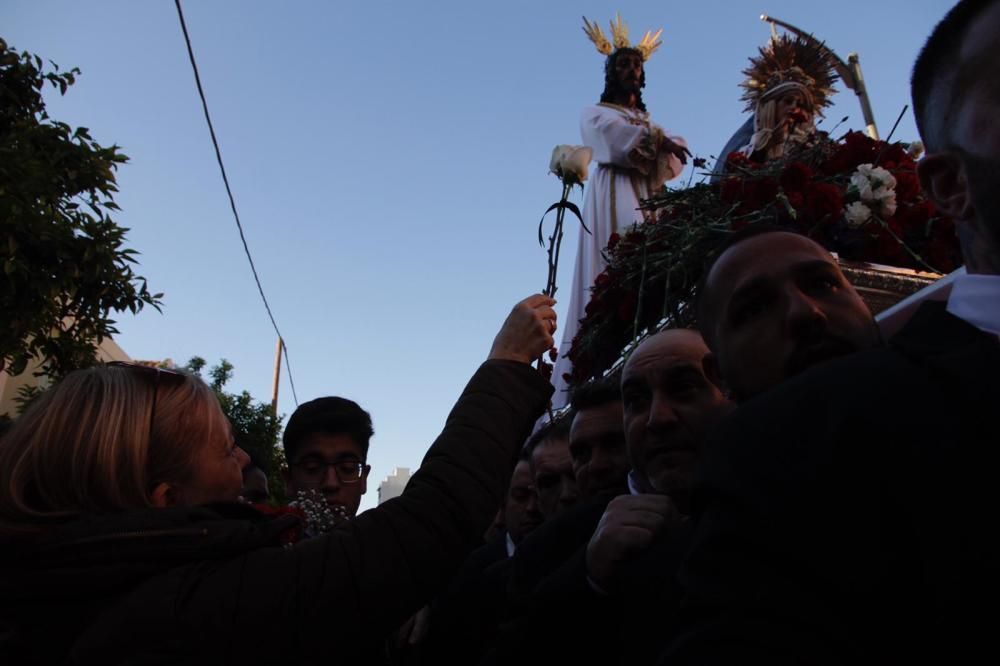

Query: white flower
854 163 896 192
562 146 593 184
289 489 348 538
850 163 898 220
849 170 873 201
865 165 896 192
549 144 573 174
907 141 925 160
876 191 897 218
549 144 593 185
845 201 872 228
845 201 873 227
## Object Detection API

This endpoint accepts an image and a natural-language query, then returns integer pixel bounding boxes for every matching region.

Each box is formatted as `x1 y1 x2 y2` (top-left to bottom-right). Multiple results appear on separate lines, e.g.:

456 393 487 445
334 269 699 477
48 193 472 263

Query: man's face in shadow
621 329 730 511
704 232 879 401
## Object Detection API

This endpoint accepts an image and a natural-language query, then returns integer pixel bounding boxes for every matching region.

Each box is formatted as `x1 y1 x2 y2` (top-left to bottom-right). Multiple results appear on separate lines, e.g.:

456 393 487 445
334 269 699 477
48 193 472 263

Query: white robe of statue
551 103 686 408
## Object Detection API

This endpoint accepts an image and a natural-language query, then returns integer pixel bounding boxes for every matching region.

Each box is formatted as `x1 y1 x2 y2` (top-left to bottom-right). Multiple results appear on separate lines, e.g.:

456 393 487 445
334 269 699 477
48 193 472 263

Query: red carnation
880 143 910 167
804 182 844 225
607 232 621 251
253 504 305 545
894 171 921 201
740 177 780 214
787 191 805 210
780 162 813 194
824 131 878 174
894 201 933 235
720 177 743 204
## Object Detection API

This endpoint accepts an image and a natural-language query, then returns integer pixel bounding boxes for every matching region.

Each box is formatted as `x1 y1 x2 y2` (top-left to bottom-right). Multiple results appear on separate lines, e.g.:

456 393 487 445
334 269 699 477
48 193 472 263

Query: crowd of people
1 1 999 663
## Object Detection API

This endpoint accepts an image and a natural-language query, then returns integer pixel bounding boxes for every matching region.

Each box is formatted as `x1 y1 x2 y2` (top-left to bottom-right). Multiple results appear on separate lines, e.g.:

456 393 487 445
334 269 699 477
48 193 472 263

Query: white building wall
0 337 130 418
377 467 412 505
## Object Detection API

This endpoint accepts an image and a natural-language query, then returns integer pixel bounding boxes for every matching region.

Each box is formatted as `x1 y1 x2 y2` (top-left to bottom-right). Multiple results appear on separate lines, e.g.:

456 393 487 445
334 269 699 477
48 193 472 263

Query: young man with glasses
281 396 373 518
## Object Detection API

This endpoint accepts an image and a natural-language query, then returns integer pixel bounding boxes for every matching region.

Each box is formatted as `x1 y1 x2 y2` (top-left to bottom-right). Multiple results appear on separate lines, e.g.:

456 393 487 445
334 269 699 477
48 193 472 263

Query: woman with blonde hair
0 363 248 526
0 294 557 664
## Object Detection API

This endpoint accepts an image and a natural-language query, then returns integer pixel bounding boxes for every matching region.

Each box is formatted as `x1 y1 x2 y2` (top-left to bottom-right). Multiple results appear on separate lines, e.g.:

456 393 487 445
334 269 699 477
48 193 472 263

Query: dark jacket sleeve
145 360 552 662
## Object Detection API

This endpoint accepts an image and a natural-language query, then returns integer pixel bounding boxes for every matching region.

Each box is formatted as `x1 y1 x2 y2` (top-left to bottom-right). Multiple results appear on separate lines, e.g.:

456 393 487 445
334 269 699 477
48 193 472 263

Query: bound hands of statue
661 136 692 165
585 494 683 595
488 294 557 365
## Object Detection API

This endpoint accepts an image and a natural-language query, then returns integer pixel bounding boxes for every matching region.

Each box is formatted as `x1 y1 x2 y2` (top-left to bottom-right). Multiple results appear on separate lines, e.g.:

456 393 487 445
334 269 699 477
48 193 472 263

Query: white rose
549 144 573 174
845 201 872 228
549 144 593 185
561 146 593 184
907 141 925 160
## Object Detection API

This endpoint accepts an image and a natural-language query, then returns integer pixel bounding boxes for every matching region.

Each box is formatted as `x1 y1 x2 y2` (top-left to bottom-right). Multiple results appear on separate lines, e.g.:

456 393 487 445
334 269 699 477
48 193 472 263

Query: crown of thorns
582 14 663 61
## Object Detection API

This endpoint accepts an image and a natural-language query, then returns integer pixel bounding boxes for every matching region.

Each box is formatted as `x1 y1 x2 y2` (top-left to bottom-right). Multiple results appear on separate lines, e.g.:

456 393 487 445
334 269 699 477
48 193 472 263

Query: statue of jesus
551 16 689 406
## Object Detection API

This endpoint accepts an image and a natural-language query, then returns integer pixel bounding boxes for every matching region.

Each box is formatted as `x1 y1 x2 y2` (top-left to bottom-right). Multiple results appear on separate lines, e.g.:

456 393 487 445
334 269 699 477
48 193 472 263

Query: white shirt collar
945 272 1000 336
505 532 516 558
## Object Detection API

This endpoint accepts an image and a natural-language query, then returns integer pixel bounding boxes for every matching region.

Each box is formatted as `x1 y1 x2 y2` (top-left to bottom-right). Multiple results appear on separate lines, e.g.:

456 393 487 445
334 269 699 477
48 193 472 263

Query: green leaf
0 40 160 380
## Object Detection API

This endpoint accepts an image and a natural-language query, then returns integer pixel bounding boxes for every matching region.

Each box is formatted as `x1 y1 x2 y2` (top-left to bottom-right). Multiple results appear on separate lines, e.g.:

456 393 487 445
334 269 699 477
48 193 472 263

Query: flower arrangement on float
564 131 961 388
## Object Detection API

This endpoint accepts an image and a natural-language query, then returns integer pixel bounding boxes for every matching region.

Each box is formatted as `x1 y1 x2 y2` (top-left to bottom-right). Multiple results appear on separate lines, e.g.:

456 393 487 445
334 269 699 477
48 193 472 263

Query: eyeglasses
289 458 366 484
107 362 187 443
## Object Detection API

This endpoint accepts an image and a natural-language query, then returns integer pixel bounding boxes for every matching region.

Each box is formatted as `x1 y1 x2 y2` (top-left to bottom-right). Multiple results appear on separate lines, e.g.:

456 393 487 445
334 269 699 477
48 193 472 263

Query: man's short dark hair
694 225 798 348
569 376 622 412
282 397 374 461
911 0 997 149
523 416 572 459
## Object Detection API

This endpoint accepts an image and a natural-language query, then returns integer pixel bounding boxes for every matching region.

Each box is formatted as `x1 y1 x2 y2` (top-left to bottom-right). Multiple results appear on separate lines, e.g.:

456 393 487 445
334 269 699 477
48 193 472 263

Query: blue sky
5 0 950 510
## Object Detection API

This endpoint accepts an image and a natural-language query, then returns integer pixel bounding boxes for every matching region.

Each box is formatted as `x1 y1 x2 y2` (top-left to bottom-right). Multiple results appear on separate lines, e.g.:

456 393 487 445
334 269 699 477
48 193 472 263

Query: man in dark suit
526 417 578 520
487 330 731 665
490 231 881 662
665 2 1000 663
417 453 542 663
503 379 629 610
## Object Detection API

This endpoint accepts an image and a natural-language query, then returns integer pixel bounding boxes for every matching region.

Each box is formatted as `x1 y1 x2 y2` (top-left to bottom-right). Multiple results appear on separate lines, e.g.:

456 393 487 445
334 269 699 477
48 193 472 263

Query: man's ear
151 482 179 508
360 464 371 495
918 153 975 222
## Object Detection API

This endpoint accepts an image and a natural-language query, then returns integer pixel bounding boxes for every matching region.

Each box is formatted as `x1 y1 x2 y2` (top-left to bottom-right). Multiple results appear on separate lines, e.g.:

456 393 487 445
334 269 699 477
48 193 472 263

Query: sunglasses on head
106 362 188 442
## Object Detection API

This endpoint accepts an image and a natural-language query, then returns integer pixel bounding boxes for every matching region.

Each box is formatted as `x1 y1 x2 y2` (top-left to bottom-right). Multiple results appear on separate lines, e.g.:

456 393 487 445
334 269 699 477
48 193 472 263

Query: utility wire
173 0 299 406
